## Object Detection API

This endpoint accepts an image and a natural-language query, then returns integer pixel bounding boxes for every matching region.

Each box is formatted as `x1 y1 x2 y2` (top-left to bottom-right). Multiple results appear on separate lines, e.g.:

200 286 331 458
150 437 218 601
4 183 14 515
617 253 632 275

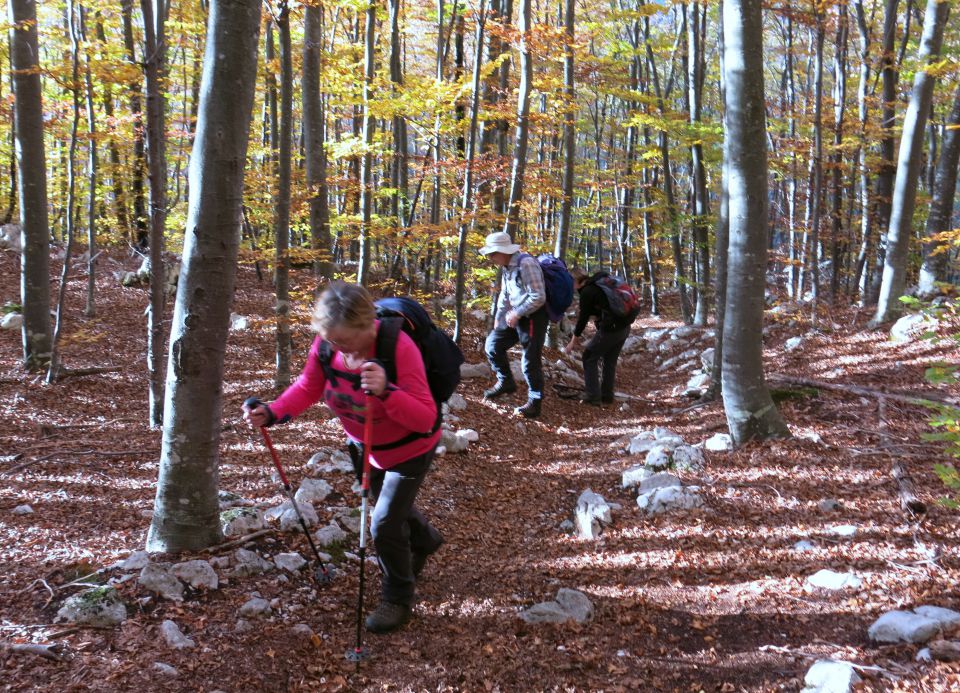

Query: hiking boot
579 396 602 406
483 380 517 400
365 601 411 633
412 535 444 578
515 398 542 418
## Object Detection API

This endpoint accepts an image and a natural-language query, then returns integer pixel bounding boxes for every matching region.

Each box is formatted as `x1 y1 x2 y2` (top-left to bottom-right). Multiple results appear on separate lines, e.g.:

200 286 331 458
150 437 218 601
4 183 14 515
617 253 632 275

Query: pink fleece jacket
270 322 440 469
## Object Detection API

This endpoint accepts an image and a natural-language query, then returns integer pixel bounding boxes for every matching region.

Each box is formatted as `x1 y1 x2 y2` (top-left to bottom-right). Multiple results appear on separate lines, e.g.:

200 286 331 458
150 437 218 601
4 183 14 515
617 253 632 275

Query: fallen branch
768 374 959 408
57 366 123 380
1 641 70 662
201 528 273 554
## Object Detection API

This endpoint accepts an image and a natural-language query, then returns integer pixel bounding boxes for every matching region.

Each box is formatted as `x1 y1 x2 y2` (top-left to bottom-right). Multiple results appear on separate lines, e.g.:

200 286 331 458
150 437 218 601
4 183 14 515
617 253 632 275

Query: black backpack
317 296 464 405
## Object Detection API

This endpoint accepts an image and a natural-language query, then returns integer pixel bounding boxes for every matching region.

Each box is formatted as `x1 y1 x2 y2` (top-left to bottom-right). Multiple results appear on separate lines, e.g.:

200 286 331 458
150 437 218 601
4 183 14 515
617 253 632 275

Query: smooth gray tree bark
454 0 487 343
873 0 950 324
502 0 532 239
918 83 960 295
141 0 168 427
274 2 292 389
554 0 575 262
719 0 790 445
8 0 51 371
303 3 333 279
356 0 377 284
147 0 261 553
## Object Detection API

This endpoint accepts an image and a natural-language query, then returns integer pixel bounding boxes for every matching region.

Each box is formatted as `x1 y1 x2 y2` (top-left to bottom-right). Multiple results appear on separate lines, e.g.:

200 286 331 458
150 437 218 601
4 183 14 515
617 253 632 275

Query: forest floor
2 246 960 692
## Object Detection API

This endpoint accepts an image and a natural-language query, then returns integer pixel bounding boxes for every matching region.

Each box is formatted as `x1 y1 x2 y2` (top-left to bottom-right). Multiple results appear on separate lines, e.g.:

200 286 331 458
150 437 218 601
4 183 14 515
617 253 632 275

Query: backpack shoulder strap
374 317 403 385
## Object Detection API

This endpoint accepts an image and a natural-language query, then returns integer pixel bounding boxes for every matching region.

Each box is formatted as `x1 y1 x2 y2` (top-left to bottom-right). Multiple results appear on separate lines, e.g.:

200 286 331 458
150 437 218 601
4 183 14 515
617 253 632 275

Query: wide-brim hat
479 231 521 255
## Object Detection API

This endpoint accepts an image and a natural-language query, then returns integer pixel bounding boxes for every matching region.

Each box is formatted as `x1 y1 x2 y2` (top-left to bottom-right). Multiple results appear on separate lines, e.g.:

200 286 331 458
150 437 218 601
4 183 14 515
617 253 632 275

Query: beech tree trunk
454 0 487 343
274 3 293 389
719 0 790 445
918 83 960 295
554 0 574 262
147 0 261 553
303 4 333 279
873 0 949 324
9 0 51 371
356 0 377 284
502 0 532 239
121 0 148 249
141 0 168 428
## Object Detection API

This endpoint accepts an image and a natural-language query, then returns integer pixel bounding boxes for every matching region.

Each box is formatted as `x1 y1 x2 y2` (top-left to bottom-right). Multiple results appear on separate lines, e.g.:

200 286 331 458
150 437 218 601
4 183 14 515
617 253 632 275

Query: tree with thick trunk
918 83 960 295
273 2 293 388
502 0 532 239
687 1 710 325
303 3 333 280
454 0 487 343
865 0 901 304
719 0 790 445
147 0 261 553
121 0 148 249
141 0 168 428
9 0 51 371
553 0 574 263
872 0 950 325
356 0 377 284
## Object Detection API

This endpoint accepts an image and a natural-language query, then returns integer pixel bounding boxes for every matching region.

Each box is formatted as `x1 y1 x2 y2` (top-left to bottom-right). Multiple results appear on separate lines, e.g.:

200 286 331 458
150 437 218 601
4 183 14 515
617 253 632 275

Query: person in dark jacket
563 268 632 406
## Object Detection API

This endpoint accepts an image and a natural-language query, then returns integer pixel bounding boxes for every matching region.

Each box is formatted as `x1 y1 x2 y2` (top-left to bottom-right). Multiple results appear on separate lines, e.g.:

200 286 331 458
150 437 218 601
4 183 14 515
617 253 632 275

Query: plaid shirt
495 252 546 329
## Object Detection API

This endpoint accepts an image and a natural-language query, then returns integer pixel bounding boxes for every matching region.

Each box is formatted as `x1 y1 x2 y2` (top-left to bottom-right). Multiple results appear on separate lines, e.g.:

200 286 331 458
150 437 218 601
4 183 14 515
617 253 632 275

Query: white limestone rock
784 335 806 352
460 362 491 379
119 550 151 571
274 552 308 573
220 507 264 537
890 313 937 343
445 393 468 411
139 563 184 601
868 610 942 644
306 448 354 475
644 445 674 472
637 472 682 495
160 620 196 650
621 464 653 489
520 588 594 624
575 489 612 540
231 548 274 577
315 522 347 547
801 659 861 693
672 445 705 473
172 560 219 590
12 504 34 515
806 570 862 591
239 597 272 619
637 485 703 515
1 313 23 331
295 478 333 505
229 313 250 331
704 433 733 452
56 586 127 627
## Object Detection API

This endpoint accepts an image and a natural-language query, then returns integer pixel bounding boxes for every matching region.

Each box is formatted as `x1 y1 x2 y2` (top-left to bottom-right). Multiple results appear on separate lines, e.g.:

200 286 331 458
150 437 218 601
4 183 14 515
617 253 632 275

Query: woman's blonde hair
311 280 376 333
570 267 588 282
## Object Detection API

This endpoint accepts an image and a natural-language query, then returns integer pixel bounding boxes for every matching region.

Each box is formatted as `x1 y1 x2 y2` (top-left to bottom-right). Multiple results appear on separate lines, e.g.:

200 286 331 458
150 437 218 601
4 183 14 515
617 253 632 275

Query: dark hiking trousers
349 443 442 606
582 324 630 402
484 307 549 400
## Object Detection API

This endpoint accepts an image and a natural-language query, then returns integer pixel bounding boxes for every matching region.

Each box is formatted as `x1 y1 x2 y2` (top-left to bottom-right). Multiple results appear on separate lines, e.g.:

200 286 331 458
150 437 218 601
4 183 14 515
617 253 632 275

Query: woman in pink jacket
243 281 444 633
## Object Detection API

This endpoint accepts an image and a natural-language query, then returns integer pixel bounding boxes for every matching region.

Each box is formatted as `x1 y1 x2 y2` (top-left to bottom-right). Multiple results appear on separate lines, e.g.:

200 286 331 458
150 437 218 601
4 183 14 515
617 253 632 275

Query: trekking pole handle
244 397 291 488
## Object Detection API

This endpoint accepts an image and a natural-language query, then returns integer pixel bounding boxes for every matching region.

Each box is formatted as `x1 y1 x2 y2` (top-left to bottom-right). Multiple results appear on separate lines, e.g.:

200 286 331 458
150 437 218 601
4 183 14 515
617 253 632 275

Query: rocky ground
2 245 960 692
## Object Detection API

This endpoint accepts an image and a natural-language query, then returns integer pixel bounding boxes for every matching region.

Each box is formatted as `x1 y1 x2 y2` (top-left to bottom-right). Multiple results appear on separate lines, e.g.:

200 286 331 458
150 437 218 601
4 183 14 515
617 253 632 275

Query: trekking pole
345 392 374 668
244 397 334 586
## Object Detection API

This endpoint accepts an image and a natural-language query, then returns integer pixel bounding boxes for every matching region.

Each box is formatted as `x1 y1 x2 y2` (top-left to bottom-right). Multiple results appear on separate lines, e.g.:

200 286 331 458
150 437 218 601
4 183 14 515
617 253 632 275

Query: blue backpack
519 253 574 322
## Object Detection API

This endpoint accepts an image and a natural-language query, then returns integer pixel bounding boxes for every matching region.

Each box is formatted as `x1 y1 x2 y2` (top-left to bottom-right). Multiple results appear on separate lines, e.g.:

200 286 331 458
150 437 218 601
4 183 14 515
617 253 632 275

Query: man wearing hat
478 231 547 418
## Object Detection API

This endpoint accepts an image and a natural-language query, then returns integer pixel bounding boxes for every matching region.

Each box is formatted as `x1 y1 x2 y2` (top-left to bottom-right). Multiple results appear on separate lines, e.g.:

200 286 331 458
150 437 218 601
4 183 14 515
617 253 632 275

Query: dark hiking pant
484 307 548 400
349 444 442 606
582 324 630 402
